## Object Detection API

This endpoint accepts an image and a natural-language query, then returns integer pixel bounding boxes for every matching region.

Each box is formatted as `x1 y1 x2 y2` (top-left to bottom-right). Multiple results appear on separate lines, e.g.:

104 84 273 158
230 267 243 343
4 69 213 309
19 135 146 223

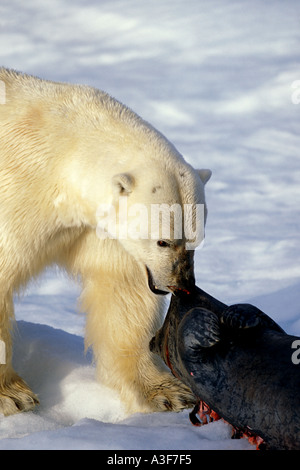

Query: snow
0 0 300 450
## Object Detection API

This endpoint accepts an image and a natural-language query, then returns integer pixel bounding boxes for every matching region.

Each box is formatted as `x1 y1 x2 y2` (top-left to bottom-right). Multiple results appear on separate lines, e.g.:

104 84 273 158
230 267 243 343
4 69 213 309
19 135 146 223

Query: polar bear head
97 162 211 295
52 85 212 295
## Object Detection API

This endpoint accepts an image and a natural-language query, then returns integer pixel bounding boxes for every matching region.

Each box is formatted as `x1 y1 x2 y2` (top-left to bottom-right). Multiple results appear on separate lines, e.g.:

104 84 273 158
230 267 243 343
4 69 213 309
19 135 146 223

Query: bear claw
0 374 39 416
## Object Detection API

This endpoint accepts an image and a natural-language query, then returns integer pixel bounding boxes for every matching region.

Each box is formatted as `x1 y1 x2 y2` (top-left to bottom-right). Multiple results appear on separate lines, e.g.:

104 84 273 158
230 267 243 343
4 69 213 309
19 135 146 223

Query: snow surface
0 0 300 450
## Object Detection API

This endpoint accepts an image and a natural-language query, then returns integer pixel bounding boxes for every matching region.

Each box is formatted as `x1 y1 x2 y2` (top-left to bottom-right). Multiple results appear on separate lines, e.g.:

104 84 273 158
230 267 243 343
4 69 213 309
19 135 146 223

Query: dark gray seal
150 286 300 450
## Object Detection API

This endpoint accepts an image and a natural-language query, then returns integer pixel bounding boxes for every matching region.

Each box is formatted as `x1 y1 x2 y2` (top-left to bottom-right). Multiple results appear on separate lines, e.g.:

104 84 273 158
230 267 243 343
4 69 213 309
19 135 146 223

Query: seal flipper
221 304 285 334
179 307 220 350
220 304 261 330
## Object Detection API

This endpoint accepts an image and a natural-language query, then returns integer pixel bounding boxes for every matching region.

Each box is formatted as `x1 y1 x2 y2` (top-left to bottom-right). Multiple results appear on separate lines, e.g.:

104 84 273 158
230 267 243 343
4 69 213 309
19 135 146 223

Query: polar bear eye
157 240 170 248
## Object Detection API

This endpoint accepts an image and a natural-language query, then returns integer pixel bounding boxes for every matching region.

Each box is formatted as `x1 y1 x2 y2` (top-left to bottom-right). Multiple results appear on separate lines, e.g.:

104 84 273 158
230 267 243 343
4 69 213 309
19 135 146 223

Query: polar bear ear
112 173 135 196
197 169 212 185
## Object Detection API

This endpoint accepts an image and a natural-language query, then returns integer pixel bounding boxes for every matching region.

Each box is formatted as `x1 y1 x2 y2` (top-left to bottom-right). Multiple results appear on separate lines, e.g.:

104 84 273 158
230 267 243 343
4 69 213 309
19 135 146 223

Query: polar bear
0 68 211 416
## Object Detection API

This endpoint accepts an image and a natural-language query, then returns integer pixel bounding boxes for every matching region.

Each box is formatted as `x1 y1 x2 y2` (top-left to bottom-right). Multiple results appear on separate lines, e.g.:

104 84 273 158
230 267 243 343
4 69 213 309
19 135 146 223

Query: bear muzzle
167 275 195 295
146 266 195 296
146 267 169 295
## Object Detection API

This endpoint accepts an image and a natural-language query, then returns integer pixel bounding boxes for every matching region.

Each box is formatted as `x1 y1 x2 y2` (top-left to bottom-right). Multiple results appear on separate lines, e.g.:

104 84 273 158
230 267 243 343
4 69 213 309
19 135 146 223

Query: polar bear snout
167 275 195 295
146 247 195 296
146 266 169 295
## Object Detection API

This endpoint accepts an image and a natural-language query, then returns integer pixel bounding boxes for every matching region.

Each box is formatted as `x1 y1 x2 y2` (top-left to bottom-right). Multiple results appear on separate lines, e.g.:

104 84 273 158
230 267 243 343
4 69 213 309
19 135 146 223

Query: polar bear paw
0 373 39 416
146 376 196 412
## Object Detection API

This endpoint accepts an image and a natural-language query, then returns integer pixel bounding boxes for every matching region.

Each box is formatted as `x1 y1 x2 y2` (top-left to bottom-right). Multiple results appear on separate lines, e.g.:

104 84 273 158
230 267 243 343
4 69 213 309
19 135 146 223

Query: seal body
150 286 300 450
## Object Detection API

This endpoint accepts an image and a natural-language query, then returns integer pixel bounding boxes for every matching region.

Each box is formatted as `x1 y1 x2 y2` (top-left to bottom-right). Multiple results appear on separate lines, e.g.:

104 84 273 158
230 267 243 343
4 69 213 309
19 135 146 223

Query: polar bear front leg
65 232 195 413
0 297 39 416
81 268 195 414
134 350 196 413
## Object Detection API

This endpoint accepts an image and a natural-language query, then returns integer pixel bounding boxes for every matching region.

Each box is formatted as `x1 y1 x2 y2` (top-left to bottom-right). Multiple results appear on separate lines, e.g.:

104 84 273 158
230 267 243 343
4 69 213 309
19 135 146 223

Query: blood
189 400 265 450
168 286 191 295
